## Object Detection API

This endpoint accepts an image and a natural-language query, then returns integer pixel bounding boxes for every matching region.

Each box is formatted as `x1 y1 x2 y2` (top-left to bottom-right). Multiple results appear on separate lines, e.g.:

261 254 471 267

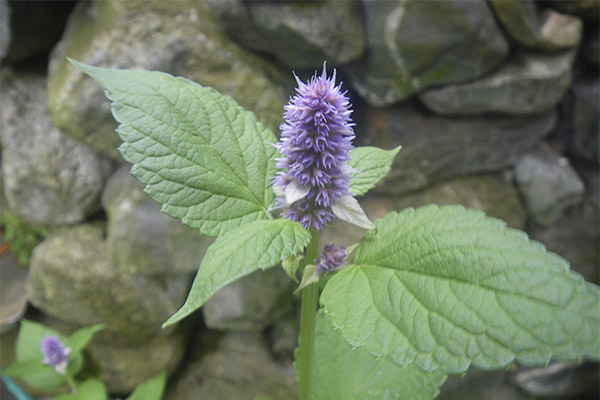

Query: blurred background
0 0 598 399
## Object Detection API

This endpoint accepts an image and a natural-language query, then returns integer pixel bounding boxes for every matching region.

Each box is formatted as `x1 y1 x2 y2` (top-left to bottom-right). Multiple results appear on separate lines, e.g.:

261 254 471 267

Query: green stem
298 228 319 400
64 373 78 395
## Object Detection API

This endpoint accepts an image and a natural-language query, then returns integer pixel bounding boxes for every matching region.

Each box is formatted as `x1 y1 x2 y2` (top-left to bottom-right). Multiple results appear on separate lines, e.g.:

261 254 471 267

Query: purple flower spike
315 244 347 274
274 63 355 230
40 335 71 374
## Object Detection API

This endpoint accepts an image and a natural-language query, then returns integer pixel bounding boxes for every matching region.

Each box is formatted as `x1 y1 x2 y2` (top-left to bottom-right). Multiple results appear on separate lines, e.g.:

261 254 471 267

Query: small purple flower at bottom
40 335 71 374
315 244 347 274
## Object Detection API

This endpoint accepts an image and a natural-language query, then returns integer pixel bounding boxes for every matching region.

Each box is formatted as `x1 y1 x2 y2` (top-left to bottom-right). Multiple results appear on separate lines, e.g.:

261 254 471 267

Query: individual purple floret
40 335 71 374
274 63 355 230
315 244 347 274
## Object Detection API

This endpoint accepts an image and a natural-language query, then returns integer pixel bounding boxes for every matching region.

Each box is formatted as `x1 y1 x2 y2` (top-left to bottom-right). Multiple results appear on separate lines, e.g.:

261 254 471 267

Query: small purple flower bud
40 336 71 374
315 244 347 274
274 63 355 230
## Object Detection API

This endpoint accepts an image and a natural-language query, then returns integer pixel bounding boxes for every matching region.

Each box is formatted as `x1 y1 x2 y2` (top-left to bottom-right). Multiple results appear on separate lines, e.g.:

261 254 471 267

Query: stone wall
1 0 598 398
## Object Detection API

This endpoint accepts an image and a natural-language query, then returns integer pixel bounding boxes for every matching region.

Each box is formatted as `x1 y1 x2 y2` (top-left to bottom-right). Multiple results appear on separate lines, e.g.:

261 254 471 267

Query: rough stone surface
438 368 526 400
202 268 293 331
554 75 599 163
0 1 74 64
88 329 187 393
0 69 115 226
102 165 214 275
514 143 585 225
0 246 28 332
165 332 297 400
361 102 557 195
509 362 599 399
48 0 286 159
552 0 600 19
419 50 576 116
27 224 190 337
489 1 582 51
528 163 599 283
394 174 527 230
208 0 364 68
347 0 508 106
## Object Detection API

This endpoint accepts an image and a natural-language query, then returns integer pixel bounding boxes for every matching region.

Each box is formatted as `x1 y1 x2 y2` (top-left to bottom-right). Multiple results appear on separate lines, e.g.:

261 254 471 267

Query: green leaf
282 254 303 283
70 60 278 237
77 379 108 400
311 311 446 400
294 264 319 294
1 360 54 378
348 146 401 196
164 219 311 327
67 324 104 354
321 205 600 375
15 320 67 391
126 371 166 400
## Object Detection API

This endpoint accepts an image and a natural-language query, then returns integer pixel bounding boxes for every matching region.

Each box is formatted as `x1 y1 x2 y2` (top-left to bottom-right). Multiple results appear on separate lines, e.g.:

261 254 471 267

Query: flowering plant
1 321 165 400
68 60 599 399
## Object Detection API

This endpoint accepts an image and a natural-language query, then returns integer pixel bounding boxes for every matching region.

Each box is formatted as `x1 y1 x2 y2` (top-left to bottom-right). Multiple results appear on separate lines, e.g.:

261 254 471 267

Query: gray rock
489 1 582 52
0 0 9 60
165 332 297 400
514 142 584 225
0 70 115 226
438 368 526 400
27 224 190 337
269 315 299 361
347 0 508 106
419 50 576 116
509 362 599 399
102 165 213 275
552 0 599 19
88 329 187 393
208 0 364 68
528 164 599 283
0 248 28 333
393 174 527 230
362 102 556 195
48 0 286 160
202 268 293 331
553 75 599 163
0 1 73 64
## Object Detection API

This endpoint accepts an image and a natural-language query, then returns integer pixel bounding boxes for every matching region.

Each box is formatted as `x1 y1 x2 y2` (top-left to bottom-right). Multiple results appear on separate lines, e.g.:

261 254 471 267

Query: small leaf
282 254 304 283
331 196 374 230
294 264 319 294
1 360 54 378
285 180 311 205
321 205 600 375
311 311 446 400
70 60 278 237
348 146 401 196
67 324 104 354
164 219 311 327
126 371 166 400
77 379 108 400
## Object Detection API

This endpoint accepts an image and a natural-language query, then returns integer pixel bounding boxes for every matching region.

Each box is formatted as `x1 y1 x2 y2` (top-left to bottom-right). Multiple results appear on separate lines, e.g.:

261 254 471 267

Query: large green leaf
164 219 311 327
321 205 600 375
71 60 278 237
348 146 401 196
311 311 446 400
77 379 108 400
